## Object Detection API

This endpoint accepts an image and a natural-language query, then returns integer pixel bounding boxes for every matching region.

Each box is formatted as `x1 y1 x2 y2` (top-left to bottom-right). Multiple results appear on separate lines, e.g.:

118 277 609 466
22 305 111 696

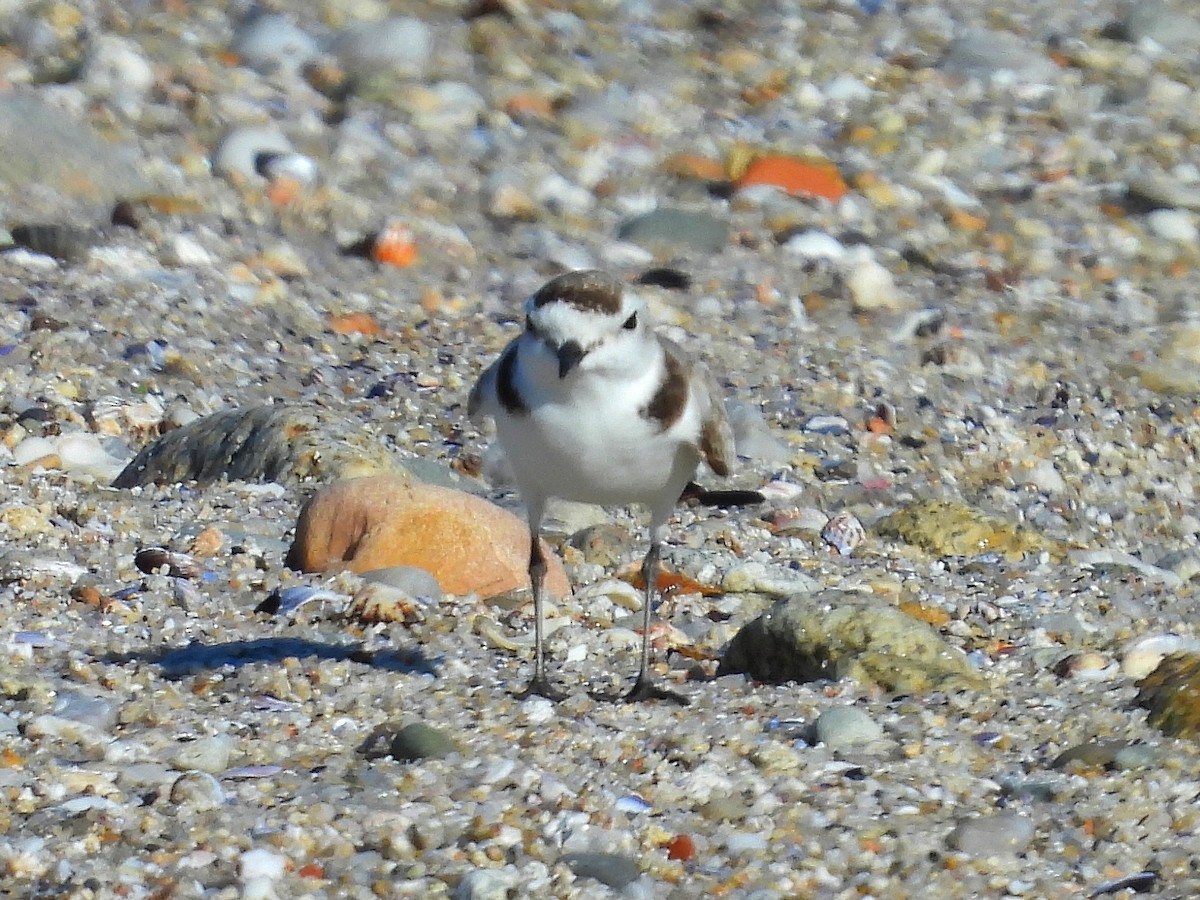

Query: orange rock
327 311 384 336
735 155 848 201
285 475 569 599
661 152 726 183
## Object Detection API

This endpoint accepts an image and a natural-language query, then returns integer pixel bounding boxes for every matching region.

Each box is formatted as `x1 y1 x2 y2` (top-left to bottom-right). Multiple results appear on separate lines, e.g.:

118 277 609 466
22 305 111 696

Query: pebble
948 813 1035 857
560 852 641 890
454 869 516 900
387 722 457 761
813 706 884 749
332 17 433 77
81 35 155 114
845 250 905 312
721 561 819 597
172 735 235 774
616 208 730 254
726 403 790 463
231 12 320 75
1146 208 1198 243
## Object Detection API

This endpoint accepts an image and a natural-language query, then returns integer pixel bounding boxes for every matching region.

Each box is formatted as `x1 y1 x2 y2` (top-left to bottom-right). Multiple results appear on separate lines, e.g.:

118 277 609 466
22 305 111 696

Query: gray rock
561 852 641 889
813 706 884 749
231 12 320 75
361 566 444 601
332 17 433 78
0 712 17 737
941 28 1057 82
617 208 730 254
0 94 148 217
453 869 515 900
388 723 456 761
1108 1 1200 50
112 405 397 488
53 691 117 732
718 591 982 694
948 813 1034 856
727 402 790 463
1113 744 1159 772
1051 739 1127 770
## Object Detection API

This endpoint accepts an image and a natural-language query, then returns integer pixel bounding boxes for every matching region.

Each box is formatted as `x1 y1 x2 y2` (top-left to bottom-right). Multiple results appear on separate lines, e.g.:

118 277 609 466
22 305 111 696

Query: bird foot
621 676 690 706
517 673 569 702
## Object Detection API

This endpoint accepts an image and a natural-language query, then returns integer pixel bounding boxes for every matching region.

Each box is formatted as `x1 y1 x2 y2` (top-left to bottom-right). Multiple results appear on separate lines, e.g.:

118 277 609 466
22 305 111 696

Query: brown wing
657 336 734 477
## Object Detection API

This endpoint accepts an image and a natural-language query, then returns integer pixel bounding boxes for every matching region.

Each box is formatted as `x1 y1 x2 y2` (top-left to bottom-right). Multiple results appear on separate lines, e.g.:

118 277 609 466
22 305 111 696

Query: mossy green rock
718 591 982 694
1137 652 1200 739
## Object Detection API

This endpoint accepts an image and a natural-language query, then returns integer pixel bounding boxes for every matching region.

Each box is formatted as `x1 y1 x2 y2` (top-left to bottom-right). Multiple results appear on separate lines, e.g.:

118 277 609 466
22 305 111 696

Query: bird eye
622 313 637 330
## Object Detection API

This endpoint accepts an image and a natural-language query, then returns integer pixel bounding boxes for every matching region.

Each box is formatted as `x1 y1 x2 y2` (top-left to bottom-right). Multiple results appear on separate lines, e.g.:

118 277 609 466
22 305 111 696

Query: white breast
497 339 701 509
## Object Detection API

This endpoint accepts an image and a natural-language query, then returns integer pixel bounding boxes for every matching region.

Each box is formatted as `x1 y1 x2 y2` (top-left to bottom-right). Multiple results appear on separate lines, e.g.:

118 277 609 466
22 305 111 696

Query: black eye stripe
622 312 637 330
525 314 537 334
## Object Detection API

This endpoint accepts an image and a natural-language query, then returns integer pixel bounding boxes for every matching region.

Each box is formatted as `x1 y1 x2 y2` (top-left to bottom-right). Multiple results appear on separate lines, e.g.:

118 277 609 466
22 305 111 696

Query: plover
469 269 734 703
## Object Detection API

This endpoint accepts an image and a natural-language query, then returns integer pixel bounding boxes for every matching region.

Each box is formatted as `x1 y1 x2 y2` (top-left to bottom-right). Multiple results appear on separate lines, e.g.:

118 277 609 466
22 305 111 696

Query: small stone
560 852 641 890
1051 739 1128 770
231 12 319 75
169 771 226 810
112 405 397 488
172 735 235 774
240 848 288 881
845 250 905 312
814 706 884 749
453 869 516 900
948 813 1035 857
941 28 1057 82
568 523 635 568
52 691 117 731
332 17 433 78
726 403 790 463
81 35 155 114
285 475 570 599
1146 209 1198 243
721 561 820 597
616 208 730 254
1108 1 1200 50
1113 744 1160 771
387 723 457 760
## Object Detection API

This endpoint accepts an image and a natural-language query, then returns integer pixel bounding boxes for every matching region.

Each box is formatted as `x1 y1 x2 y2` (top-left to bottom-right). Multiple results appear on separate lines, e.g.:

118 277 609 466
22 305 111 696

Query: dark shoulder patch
495 342 527 415
641 349 688 431
532 270 623 314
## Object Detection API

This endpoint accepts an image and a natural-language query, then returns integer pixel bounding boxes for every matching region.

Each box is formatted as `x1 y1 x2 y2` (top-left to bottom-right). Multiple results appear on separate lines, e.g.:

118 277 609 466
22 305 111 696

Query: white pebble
82 35 155 114
231 13 319 75
11 436 56 465
240 848 288 881
782 229 846 261
1147 208 1199 243
845 250 904 311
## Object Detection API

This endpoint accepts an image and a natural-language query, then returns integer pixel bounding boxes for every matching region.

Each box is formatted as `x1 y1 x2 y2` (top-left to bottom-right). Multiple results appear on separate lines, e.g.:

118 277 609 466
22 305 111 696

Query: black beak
556 340 585 378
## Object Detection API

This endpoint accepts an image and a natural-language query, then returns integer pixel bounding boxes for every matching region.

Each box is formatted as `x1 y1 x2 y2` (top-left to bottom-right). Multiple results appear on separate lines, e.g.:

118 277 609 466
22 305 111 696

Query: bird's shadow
103 637 438 680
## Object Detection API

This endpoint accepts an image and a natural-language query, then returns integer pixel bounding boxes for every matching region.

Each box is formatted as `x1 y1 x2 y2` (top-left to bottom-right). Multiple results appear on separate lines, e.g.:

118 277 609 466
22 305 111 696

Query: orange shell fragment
327 311 384 336
371 223 419 267
735 155 848 201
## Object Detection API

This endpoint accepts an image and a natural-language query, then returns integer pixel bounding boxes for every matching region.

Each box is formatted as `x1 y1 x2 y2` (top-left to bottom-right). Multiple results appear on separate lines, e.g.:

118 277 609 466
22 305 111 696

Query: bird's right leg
518 506 568 701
